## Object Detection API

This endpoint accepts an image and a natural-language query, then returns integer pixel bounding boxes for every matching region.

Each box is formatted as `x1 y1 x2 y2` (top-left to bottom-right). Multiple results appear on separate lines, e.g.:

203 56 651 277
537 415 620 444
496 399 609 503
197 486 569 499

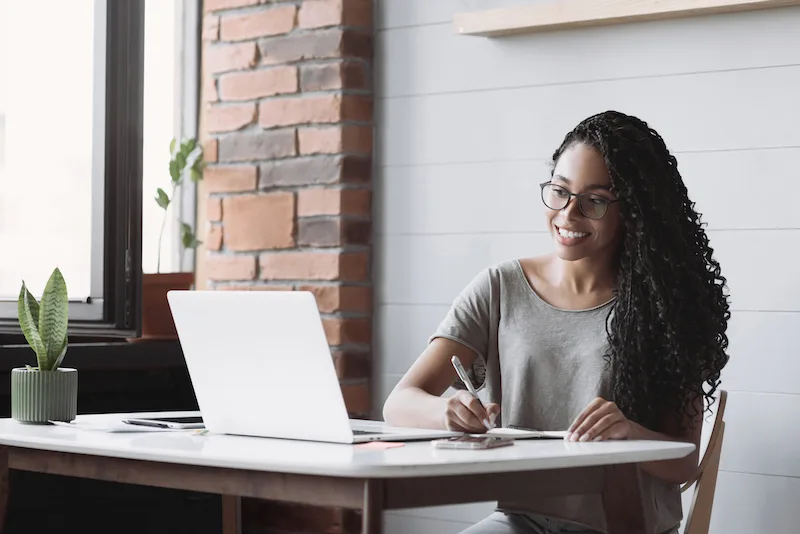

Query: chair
680 389 727 534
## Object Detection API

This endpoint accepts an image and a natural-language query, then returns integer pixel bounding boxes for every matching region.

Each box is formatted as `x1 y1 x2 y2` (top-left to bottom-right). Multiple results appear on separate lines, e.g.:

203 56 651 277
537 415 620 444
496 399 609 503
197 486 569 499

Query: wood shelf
453 0 800 37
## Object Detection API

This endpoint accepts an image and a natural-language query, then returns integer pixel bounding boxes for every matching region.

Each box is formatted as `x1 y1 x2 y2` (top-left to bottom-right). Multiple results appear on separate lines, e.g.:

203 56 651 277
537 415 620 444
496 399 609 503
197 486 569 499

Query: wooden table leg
362 479 384 534
602 464 651 534
0 447 8 534
221 495 241 534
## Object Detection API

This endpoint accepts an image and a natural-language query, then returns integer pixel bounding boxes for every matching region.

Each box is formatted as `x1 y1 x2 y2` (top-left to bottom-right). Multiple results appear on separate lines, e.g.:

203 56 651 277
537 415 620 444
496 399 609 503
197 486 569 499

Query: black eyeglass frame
539 181 622 220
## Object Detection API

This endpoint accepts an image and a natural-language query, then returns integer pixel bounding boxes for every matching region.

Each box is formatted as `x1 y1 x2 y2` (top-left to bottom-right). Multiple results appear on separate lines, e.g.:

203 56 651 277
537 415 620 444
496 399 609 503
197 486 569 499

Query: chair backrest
680 389 727 534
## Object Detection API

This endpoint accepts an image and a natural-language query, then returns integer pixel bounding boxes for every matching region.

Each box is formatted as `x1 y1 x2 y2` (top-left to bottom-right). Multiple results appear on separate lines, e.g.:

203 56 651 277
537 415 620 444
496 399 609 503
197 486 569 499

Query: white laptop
166 290 461 444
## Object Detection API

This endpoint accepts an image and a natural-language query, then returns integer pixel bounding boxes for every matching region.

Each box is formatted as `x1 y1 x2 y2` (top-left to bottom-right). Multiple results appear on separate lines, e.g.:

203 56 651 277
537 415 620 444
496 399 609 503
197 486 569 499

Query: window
0 1 145 337
142 0 201 275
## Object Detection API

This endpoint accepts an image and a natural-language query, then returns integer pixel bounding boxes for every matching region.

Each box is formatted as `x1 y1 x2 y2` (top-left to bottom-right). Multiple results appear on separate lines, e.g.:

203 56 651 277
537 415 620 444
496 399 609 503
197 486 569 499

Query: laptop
166 290 461 444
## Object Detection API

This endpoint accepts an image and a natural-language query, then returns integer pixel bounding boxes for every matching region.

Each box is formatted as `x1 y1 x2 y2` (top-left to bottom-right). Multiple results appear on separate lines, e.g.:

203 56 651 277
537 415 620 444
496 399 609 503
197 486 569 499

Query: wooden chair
680 389 727 534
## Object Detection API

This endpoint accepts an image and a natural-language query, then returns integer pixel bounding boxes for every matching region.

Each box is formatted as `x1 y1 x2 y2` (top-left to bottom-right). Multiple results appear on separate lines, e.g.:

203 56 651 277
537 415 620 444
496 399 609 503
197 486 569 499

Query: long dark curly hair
551 110 730 433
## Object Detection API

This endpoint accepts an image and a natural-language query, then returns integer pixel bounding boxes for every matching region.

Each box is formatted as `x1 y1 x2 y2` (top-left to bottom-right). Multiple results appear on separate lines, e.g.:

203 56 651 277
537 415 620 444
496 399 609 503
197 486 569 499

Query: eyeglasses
539 182 621 220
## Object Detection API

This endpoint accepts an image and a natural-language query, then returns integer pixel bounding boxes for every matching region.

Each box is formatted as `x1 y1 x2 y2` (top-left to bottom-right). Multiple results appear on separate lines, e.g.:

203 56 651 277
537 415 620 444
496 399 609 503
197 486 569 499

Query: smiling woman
0 1 144 337
383 110 731 534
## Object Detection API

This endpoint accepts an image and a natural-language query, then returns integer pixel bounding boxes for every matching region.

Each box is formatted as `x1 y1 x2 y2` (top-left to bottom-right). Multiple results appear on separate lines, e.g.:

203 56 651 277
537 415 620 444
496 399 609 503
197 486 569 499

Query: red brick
259 251 368 281
206 103 256 133
259 94 336 128
300 61 367 92
297 217 370 247
218 129 296 162
260 29 371 64
205 42 259 74
202 75 219 103
218 66 298 101
223 192 295 251
297 187 370 217
342 383 370 415
207 198 222 222
204 165 258 193
206 255 256 281
332 350 371 380
341 30 373 60
323 317 371 345
216 284 294 291
344 95 372 121
202 15 220 41
220 6 296 42
298 0 373 29
206 224 223 251
204 0 259 12
203 138 219 162
260 155 369 187
298 125 372 155
259 94 370 129
259 29 341 65
298 285 372 313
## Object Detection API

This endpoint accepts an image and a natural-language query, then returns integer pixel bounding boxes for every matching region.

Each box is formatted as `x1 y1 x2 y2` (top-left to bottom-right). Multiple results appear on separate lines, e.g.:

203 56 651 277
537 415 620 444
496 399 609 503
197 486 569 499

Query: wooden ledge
454 0 800 37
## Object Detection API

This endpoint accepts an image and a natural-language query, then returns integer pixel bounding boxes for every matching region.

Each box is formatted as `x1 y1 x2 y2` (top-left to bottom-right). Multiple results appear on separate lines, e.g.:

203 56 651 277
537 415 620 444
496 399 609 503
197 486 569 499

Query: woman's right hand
444 390 501 433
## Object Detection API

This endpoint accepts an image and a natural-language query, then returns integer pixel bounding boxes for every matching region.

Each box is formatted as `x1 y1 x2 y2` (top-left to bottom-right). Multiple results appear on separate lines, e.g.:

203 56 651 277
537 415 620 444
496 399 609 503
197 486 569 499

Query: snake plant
17 267 69 371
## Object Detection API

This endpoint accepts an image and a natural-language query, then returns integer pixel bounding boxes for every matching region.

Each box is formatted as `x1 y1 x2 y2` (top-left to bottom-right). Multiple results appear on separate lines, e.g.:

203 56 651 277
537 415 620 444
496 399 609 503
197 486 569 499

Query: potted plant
12 267 77 424
138 138 205 341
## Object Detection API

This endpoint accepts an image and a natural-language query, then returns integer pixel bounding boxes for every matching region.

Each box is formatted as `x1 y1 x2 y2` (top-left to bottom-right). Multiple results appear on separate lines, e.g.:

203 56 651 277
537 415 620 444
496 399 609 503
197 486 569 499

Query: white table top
0 411 695 479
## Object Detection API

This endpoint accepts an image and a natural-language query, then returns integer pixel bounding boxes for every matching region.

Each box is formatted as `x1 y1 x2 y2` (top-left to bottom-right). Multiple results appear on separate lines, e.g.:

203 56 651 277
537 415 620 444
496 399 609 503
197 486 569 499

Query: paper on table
50 420 183 433
355 441 405 450
487 428 569 440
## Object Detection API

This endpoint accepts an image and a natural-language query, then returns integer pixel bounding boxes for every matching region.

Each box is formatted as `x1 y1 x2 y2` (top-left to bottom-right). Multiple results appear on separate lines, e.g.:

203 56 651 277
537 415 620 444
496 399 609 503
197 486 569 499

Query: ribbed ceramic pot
11 368 78 424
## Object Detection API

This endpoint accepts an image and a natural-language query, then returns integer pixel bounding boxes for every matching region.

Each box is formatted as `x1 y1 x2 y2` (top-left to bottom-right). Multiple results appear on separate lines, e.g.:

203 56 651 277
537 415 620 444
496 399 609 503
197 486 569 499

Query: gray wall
373 1 800 533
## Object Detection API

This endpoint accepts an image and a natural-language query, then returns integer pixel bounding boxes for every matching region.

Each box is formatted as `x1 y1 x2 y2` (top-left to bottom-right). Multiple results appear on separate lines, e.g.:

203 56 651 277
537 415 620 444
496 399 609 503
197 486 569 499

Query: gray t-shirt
430 259 682 534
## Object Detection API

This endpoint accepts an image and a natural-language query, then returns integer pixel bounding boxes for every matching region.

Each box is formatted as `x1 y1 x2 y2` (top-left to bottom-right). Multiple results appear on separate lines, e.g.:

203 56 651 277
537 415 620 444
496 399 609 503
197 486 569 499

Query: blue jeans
459 512 680 534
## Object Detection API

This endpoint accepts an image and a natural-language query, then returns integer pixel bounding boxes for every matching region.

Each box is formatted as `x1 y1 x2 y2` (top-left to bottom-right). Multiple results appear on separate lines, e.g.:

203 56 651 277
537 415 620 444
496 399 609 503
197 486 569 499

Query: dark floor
5 472 223 534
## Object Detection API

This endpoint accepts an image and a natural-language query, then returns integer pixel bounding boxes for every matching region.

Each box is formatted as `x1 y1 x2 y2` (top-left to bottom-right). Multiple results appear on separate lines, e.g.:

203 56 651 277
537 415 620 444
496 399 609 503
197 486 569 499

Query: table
0 411 695 534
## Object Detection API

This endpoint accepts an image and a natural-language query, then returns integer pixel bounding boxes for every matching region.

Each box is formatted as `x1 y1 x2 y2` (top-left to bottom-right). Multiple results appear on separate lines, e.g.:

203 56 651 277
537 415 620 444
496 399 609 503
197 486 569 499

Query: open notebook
486 427 569 439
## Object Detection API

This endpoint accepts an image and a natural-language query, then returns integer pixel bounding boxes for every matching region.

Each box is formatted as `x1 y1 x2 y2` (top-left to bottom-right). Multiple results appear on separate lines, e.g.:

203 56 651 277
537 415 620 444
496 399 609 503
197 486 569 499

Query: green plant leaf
176 152 187 173
170 138 177 155
169 159 180 184
20 283 39 331
155 188 170 209
51 334 68 370
38 268 69 371
18 282 45 367
181 223 201 249
190 168 202 183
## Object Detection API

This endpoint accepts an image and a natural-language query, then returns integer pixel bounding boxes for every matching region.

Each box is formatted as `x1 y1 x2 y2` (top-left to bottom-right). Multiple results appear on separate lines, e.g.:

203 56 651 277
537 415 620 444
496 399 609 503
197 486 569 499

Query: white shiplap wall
373 1 800 533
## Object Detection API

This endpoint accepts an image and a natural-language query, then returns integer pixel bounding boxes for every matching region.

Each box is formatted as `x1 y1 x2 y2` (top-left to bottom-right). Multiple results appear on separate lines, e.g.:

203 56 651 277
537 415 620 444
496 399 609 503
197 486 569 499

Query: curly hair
551 110 730 433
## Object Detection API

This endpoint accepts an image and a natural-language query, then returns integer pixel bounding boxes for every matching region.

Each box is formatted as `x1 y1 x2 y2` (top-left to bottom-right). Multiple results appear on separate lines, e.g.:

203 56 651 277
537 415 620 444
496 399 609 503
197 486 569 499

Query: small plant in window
155 138 205 273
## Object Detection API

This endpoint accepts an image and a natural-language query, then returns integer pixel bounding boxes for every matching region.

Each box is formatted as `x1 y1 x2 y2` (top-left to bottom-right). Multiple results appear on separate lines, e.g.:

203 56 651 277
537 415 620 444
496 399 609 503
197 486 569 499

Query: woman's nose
561 197 583 219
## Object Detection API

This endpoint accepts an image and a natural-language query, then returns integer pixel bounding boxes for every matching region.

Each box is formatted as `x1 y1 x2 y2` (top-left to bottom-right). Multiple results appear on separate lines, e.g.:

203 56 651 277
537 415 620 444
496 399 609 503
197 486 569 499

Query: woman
382 110 730 534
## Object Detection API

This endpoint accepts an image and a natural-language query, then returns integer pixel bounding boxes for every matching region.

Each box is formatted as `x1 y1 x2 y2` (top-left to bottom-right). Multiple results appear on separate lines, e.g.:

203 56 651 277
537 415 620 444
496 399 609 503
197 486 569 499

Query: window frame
0 0 145 339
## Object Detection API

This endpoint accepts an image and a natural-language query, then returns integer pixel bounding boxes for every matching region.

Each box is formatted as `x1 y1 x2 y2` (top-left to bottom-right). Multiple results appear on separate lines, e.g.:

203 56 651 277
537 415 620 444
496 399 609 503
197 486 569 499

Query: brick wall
199 1 373 532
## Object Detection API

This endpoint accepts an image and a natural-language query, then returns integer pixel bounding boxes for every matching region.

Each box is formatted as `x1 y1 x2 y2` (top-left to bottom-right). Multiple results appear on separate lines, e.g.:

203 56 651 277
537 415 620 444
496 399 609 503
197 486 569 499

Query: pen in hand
450 355 495 430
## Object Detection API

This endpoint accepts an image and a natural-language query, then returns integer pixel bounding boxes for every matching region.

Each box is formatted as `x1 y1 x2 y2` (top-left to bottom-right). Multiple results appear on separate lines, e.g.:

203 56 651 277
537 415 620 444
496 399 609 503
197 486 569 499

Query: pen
450 355 494 430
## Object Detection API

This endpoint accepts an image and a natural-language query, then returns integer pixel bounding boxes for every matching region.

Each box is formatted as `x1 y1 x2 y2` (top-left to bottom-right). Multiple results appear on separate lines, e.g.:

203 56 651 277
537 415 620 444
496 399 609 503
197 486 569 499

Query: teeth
558 227 588 239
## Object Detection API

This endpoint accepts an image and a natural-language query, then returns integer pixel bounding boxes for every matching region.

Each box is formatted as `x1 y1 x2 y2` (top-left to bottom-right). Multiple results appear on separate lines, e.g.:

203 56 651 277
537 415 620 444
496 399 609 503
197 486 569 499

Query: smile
556 226 590 239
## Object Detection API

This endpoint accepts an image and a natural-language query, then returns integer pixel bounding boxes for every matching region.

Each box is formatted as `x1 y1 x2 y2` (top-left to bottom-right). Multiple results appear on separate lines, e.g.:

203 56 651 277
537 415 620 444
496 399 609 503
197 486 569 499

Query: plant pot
11 368 78 424
133 272 194 342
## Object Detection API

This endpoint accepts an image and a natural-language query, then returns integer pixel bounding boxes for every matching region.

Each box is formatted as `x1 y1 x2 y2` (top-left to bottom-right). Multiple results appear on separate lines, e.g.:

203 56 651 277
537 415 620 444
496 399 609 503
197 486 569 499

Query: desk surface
0 411 695 478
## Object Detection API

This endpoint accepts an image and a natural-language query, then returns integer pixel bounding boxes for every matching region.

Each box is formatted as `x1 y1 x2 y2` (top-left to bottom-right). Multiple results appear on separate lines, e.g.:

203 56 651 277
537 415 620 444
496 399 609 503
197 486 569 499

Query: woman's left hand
566 397 632 442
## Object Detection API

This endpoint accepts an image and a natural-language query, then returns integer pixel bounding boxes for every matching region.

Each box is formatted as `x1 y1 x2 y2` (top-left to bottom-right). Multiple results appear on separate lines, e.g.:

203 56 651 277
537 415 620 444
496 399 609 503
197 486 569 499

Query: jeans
459 512 680 534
